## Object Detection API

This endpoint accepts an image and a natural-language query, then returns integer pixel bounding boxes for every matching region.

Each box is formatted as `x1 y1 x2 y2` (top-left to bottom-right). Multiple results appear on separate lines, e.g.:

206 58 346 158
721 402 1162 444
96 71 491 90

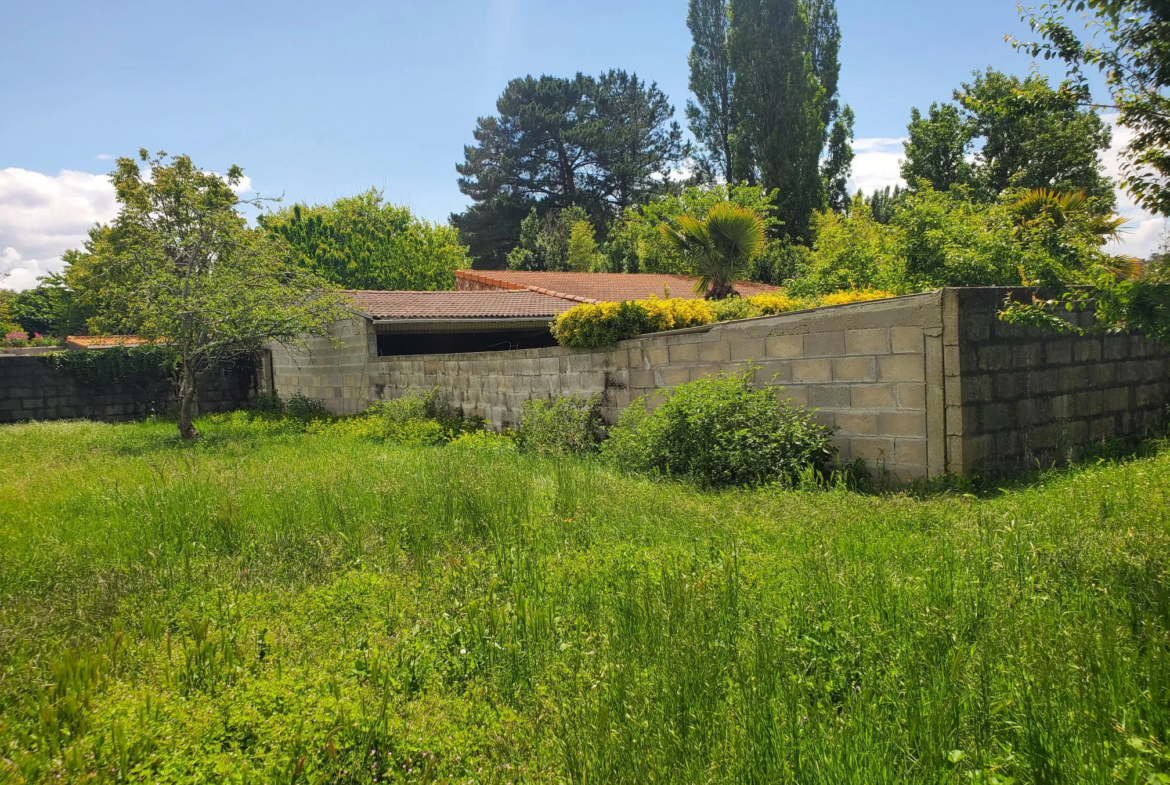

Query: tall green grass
1 417 1168 783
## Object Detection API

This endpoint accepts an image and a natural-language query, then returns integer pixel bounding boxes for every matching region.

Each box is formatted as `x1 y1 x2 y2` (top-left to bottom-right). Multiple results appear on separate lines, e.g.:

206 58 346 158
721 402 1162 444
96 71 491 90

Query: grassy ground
1 416 1169 784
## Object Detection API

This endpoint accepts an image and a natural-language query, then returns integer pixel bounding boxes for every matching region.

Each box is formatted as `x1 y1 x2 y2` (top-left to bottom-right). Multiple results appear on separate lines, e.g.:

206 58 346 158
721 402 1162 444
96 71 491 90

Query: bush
284 392 330 421
817 289 898 306
517 394 604 456
551 298 713 348
602 368 836 488
448 430 519 453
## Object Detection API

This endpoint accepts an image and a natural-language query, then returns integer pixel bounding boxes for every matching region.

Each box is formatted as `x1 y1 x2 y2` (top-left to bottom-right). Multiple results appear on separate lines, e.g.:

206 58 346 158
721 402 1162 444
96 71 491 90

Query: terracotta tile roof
344 290 579 320
455 270 781 302
64 335 152 349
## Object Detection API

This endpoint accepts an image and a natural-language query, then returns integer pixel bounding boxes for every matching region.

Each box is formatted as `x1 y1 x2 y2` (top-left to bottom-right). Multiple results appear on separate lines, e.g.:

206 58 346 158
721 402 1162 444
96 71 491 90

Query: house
355 271 781 357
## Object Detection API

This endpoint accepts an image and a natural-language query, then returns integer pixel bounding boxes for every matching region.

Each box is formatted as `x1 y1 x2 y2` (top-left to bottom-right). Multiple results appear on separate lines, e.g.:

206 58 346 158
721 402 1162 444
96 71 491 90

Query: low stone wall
270 288 1170 481
274 294 942 480
944 288 1170 476
0 355 255 425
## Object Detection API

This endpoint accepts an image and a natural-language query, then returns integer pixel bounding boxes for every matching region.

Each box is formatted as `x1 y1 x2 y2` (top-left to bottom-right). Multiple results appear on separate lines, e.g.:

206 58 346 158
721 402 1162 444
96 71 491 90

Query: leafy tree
1013 0 1170 216
567 220 604 272
792 183 1127 295
901 103 975 192
260 189 468 291
604 183 780 275
66 151 348 440
9 273 90 336
658 202 767 299
790 196 904 296
822 105 855 212
506 206 595 272
902 70 1114 207
686 0 737 181
863 184 906 224
726 0 848 242
0 288 19 334
454 71 686 267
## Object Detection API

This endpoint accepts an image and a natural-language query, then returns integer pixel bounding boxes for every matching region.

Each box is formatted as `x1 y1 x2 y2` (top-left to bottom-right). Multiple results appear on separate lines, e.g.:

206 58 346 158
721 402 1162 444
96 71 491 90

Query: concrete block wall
355 292 943 481
267 288 1170 481
943 288 1170 476
269 317 376 415
0 356 254 424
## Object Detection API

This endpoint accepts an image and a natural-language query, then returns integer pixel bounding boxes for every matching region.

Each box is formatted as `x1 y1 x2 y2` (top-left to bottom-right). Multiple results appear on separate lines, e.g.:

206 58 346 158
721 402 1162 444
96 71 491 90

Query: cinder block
782 386 809 407
977 347 1013 372
845 328 890 356
1073 340 1103 363
1104 387 1130 412
1103 337 1130 361
878 355 925 382
730 338 766 361
628 370 655 390
658 367 691 387
808 385 851 409
646 346 669 366
850 384 896 409
1045 340 1073 365
765 335 803 358
891 327 924 355
894 439 928 468
792 359 832 384
835 412 878 436
1011 343 1043 369
699 341 731 362
895 383 927 411
668 343 699 363
849 437 895 463
689 364 724 382
804 331 846 357
878 411 927 438
757 361 794 384
832 357 877 382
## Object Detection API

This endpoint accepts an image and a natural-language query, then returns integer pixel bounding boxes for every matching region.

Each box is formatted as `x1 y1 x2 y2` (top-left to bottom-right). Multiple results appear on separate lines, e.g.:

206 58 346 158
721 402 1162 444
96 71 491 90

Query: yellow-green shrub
552 289 901 349
552 298 713 348
817 289 897 306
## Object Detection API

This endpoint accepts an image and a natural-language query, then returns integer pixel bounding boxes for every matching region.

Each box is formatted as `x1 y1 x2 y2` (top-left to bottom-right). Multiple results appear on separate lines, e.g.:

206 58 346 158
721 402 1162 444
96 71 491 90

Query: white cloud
0 168 257 292
95 153 114 161
847 137 906 197
0 169 118 292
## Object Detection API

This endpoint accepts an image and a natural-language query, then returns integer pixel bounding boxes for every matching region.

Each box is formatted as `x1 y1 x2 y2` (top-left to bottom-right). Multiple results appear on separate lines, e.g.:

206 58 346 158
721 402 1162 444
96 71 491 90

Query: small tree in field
67 150 349 439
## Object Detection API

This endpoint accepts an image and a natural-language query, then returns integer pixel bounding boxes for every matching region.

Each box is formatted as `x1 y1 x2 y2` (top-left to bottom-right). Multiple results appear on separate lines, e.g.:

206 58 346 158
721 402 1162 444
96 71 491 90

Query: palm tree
1012 188 1140 278
658 203 767 299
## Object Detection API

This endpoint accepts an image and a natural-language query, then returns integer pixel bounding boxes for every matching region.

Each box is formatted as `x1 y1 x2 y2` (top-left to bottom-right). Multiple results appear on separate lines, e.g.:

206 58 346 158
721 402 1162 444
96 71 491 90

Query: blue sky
1 0 1162 290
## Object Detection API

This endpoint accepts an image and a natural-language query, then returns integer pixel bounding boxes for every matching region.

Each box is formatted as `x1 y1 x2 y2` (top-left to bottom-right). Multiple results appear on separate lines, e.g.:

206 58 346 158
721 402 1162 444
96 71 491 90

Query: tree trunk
177 362 199 440
707 280 735 300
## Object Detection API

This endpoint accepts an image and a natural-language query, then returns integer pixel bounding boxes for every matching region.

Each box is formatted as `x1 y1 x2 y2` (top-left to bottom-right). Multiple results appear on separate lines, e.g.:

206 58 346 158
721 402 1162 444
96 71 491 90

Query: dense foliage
4 273 90 337
604 183 787 278
688 0 851 241
43 345 176 386
1014 0 1170 217
902 70 1115 207
551 298 715 348
789 186 1127 296
604 369 836 487
516 394 604 456
64 151 349 439
260 189 469 291
506 206 600 272
658 202 768 299
453 71 686 267
551 290 893 348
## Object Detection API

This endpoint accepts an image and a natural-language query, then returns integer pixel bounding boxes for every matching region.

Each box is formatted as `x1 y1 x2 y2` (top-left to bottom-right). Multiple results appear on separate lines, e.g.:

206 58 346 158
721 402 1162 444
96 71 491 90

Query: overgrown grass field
1 417 1169 783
